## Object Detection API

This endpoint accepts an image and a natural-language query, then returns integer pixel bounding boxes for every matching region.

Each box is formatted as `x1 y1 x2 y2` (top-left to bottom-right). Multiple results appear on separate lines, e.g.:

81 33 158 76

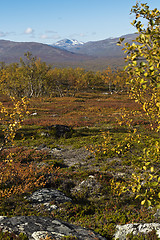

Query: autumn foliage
0 52 127 98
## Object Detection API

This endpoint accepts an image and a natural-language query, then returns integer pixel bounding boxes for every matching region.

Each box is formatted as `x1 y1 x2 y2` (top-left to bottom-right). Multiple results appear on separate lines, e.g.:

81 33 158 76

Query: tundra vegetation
0 2 159 240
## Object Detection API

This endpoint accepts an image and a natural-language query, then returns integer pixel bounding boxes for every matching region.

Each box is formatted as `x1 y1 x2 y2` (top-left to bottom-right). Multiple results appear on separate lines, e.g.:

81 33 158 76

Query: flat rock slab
0 215 107 240
114 223 160 240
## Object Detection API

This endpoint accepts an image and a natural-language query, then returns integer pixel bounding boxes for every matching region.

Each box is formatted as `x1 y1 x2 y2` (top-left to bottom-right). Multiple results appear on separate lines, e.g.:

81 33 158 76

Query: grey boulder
114 223 160 240
0 215 107 240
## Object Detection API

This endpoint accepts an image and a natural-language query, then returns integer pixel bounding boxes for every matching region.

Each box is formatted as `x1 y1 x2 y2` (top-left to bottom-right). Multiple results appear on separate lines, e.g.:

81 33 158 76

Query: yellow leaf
137 184 141 191
135 194 140 199
141 200 146 205
156 102 160 108
147 200 151 206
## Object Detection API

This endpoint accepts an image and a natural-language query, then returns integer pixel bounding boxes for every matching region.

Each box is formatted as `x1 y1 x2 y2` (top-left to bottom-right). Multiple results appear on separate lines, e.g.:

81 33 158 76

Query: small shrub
0 229 29 240
0 160 61 201
0 147 50 163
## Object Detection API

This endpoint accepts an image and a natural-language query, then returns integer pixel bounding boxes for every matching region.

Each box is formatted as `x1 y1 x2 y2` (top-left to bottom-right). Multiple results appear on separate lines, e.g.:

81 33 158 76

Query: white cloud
24 27 34 34
40 34 48 39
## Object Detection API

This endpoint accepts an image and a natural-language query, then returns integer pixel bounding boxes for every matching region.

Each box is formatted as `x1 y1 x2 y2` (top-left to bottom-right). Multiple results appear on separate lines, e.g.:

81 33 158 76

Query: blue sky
0 0 159 44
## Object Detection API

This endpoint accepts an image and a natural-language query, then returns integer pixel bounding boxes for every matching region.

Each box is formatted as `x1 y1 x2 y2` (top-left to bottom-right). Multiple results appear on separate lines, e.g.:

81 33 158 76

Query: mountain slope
0 40 93 64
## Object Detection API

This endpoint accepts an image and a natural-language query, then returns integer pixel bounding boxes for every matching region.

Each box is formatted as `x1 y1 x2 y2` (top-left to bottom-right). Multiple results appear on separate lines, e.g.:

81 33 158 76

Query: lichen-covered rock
0 216 107 240
114 223 160 240
26 188 72 213
27 188 72 204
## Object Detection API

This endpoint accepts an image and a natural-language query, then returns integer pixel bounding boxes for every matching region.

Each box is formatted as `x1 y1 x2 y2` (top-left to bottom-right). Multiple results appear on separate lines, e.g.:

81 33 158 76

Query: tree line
0 52 128 98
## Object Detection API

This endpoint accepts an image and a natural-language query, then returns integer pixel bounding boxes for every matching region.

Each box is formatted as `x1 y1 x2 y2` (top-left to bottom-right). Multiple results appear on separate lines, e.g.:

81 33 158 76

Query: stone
114 223 160 240
32 230 65 240
50 147 63 157
47 124 73 138
27 188 72 204
0 215 107 240
26 189 72 213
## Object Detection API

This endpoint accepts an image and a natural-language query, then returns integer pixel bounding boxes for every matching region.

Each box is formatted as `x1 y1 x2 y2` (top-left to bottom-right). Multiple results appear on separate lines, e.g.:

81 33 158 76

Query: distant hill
0 40 93 64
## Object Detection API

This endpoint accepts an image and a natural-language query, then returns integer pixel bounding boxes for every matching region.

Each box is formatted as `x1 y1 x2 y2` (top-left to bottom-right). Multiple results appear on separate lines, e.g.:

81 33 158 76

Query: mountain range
51 33 136 57
0 33 137 70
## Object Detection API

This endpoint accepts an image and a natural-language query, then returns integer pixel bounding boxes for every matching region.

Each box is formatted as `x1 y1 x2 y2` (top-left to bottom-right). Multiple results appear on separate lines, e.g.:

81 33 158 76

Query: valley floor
0 92 160 240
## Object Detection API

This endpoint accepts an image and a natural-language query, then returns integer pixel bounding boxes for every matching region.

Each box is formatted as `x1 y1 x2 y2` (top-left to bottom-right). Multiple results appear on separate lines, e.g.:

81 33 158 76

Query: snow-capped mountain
52 34 136 57
52 39 84 50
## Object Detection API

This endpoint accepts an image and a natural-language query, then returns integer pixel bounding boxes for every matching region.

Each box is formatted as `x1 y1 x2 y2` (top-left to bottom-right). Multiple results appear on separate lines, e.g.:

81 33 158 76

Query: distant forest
0 52 127 98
